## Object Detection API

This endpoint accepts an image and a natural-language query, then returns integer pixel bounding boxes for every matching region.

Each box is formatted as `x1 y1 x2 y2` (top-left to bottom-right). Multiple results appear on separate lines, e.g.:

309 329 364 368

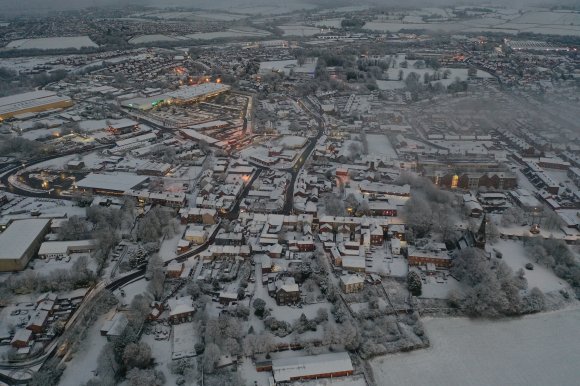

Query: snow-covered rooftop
0 219 51 261
0 90 71 117
76 173 149 192
272 352 353 382
38 240 96 256
166 83 230 101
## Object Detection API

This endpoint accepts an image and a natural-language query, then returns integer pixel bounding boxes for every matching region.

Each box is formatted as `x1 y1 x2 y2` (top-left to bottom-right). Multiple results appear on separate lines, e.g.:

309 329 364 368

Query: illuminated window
451 175 459 189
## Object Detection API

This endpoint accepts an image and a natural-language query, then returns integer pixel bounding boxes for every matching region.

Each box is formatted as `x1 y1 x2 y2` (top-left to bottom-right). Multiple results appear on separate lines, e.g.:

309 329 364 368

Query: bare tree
202 343 221 374
123 342 152 370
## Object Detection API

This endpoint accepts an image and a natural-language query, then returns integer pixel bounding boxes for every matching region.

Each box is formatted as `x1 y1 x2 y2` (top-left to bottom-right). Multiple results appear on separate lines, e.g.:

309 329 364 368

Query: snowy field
376 80 405 91
183 0 316 14
279 25 321 37
371 307 580 386
314 18 343 28
186 28 270 40
367 134 398 159
364 10 580 37
135 10 247 21
6 36 98 50
420 275 463 299
492 240 569 293
129 34 182 44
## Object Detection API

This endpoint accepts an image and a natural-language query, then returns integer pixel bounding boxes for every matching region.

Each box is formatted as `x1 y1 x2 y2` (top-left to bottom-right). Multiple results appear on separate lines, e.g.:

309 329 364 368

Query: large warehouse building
166 83 230 104
0 90 73 120
271 352 354 383
121 83 230 111
0 219 51 271
75 172 149 196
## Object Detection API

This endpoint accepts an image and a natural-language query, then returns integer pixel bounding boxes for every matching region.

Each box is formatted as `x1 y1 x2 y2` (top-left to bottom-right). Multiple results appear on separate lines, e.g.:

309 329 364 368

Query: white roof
0 90 71 116
340 274 365 286
272 352 353 382
115 132 156 147
188 120 229 130
38 239 96 256
11 329 32 344
170 303 196 317
76 173 148 192
168 297 195 316
219 291 238 300
102 313 128 336
0 219 50 261
166 83 230 101
108 118 137 129
277 277 299 293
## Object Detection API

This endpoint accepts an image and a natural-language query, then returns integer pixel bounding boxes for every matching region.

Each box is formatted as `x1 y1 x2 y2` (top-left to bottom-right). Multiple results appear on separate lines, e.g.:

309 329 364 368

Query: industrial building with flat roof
0 219 51 271
166 83 231 104
271 352 354 383
75 172 149 195
37 240 97 259
0 90 73 120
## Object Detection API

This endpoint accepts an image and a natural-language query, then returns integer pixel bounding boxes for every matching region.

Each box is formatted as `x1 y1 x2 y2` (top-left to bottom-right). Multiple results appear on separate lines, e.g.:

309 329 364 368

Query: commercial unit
0 219 51 271
166 83 230 104
0 90 73 120
75 173 149 195
108 119 139 135
271 352 354 383
11 329 33 349
37 240 96 259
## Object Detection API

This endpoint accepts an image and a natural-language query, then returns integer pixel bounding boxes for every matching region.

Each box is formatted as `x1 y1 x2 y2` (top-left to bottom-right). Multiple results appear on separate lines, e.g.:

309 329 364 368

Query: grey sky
0 0 576 16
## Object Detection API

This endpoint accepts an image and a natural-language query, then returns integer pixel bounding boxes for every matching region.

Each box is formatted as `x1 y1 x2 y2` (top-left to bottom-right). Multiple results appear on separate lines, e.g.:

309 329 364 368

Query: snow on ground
367 134 398 159
59 311 110 386
6 36 98 50
365 9 580 36
314 18 343 28
159 225 187 262
115 277 148 307
371 307 580 386
20 127 61 141
129 34 182 44
294 375 367 386
186 28 270 40
376 80 406 91
141 329 181 385
279 25 321 37
420 275 463 299
239 357 271 386
1 196 86 218
492 240 569 293
29 253 96 275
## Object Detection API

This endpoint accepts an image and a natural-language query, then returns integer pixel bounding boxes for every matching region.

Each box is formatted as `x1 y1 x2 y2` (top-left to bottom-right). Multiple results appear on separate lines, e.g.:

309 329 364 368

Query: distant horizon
0 0 578 17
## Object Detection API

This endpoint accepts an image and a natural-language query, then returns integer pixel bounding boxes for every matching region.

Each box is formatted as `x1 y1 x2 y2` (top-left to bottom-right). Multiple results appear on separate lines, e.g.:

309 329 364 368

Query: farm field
6 36 98 50
371 307 580 386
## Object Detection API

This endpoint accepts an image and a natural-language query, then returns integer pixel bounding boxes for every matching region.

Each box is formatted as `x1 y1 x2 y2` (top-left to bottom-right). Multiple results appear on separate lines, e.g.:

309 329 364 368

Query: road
280 97 325 215
0 143 114 199
0 94 321 384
